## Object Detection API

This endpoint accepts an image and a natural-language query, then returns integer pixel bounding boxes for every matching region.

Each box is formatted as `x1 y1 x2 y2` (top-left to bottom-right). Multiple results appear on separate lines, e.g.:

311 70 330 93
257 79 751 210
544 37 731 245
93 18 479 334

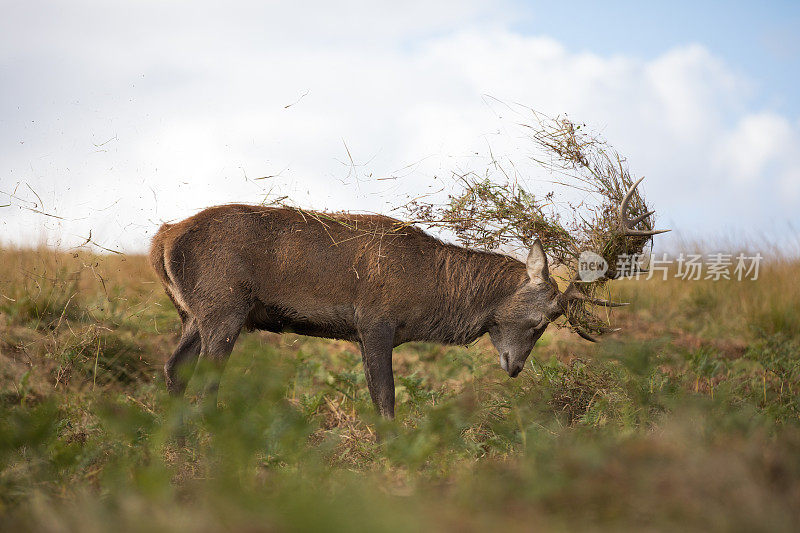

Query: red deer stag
150 179 665 418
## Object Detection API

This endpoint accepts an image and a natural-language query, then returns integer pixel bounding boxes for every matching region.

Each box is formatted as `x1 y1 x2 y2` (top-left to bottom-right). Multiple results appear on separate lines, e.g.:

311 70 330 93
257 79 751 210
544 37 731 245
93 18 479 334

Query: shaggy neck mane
425 243 526 345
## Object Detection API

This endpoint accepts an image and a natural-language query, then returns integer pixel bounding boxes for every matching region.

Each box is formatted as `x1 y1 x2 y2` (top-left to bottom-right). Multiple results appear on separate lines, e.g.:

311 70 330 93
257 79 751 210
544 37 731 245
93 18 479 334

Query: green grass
1 248 799 531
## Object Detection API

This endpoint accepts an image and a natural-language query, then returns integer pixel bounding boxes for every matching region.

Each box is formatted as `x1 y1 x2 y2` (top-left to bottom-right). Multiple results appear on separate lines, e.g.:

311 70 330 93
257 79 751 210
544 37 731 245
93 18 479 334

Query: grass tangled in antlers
404 112 663 337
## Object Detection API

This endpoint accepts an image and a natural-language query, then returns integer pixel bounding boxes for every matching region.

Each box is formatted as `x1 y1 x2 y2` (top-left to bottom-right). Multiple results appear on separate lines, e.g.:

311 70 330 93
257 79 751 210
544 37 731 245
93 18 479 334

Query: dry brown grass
0 246 171 401
3 246 800 532
614 256 800 341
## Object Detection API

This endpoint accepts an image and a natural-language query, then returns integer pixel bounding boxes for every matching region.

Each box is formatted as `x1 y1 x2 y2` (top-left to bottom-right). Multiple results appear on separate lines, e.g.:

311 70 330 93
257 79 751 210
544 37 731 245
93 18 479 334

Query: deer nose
508 364 523 378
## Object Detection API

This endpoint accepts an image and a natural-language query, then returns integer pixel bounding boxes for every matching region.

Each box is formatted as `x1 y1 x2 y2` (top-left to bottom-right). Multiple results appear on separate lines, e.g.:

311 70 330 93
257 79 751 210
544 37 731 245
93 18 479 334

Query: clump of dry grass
549 358 625 425
405 177 577 265
527 114 657 265
404 111 666 337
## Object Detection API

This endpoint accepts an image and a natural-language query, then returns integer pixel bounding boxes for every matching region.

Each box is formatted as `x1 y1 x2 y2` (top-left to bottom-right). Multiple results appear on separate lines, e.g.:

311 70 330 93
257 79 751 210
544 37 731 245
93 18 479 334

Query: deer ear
526 240 549 284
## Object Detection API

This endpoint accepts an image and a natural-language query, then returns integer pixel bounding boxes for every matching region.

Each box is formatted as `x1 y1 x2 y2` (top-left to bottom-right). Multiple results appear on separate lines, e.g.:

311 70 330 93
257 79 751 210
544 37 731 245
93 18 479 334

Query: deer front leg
358 323 396 419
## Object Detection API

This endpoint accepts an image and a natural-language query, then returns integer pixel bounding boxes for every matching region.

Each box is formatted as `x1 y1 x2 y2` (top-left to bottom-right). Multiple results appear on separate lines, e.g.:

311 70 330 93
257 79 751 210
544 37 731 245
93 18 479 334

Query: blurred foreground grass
1 246 799 531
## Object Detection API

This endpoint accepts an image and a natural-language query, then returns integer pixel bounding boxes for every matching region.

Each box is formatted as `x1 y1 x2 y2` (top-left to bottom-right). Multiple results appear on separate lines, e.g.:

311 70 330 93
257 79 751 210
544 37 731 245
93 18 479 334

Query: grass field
1 246 799 531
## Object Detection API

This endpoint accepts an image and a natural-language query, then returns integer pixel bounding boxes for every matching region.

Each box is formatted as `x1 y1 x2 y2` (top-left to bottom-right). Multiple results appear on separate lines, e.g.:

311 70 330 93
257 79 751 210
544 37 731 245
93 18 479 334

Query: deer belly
245 301 357 341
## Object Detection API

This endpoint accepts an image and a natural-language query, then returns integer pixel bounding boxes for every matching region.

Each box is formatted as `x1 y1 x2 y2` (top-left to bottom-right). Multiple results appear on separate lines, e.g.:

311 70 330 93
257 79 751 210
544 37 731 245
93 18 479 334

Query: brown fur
150 204 561 417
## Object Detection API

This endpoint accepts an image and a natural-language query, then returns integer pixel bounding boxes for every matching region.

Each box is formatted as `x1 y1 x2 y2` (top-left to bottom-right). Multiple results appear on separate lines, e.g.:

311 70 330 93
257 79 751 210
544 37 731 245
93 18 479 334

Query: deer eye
532 318 548 330
526 317 544 329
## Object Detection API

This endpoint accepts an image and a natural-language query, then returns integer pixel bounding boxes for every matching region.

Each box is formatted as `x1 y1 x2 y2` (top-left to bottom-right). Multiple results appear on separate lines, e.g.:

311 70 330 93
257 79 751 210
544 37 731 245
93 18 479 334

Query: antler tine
619 176 645 219
619 177 670 237
574 327 600 343
624 228 671 237
585 296 630 307
558 281 626 342
562 282 629 307
628 210 656 226
571 323 621 343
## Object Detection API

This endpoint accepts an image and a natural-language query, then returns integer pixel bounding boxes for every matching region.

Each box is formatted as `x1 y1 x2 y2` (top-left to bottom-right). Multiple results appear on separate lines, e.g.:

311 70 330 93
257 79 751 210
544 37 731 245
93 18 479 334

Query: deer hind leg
195 300 250 410
164 318 201 397
358 323 396 419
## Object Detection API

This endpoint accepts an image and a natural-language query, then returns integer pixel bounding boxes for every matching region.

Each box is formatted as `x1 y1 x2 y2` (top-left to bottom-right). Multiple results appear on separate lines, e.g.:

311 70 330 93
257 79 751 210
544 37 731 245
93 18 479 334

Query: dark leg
196 310 247 410
358 341 374 400
164 319 201 397
359 323 396 418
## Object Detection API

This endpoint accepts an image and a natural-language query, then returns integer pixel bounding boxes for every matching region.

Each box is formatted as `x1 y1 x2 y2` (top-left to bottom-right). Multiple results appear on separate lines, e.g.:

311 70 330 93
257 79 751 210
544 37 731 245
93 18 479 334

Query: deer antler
572 325 621 343
619 177 670 238
558 282 625 342
561 282 630 308
559 177 670 341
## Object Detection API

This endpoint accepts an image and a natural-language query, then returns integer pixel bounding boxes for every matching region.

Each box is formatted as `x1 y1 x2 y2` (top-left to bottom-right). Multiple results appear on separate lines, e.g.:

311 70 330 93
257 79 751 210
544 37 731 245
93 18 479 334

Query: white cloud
1 1 798 251
714 113 800 200
644 45 745 140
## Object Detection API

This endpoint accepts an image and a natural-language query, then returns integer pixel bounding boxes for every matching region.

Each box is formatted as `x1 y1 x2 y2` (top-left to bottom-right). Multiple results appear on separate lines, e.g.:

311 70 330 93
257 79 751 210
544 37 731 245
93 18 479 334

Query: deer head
489 177 669 377
488 240 563 377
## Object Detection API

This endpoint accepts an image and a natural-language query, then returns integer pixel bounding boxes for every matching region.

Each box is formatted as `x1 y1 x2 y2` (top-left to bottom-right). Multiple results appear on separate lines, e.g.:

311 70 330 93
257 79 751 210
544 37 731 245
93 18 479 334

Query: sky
1 0 799 253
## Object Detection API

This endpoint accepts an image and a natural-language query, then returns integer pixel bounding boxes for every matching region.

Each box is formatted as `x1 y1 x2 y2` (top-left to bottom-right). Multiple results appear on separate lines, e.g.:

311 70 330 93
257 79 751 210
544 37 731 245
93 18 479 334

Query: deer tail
149 223 191 325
